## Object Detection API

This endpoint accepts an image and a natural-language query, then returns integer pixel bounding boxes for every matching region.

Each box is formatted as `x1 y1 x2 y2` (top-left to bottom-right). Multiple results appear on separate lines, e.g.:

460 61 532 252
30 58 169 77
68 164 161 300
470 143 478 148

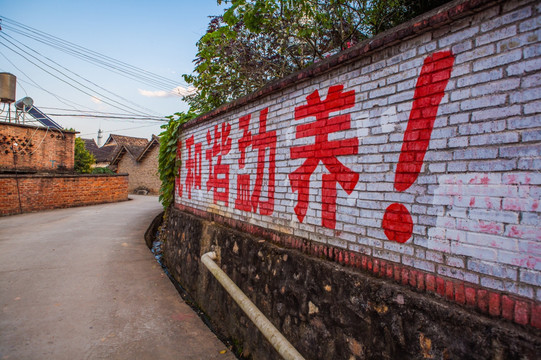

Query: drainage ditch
146 212 244 359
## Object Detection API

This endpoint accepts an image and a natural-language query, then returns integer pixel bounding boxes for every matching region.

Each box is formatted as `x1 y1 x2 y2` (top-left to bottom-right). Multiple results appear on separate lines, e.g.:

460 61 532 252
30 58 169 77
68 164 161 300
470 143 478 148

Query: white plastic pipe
201 251 305 360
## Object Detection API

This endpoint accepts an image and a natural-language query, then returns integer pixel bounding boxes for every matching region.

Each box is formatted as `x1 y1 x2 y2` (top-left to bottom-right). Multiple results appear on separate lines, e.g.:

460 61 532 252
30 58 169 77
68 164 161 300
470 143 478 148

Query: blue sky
0 0 226 142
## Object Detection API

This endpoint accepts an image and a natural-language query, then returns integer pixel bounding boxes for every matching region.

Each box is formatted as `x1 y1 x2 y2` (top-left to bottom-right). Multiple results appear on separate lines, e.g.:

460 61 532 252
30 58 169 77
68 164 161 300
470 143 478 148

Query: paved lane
0 196 235 360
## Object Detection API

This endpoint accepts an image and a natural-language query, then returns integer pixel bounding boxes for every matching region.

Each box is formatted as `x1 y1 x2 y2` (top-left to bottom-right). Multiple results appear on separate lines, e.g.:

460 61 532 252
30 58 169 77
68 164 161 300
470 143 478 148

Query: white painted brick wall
176 0 541 300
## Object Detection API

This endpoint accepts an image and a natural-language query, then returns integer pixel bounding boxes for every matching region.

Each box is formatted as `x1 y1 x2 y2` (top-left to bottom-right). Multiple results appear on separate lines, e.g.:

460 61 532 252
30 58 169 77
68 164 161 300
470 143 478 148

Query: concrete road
0 196 236 360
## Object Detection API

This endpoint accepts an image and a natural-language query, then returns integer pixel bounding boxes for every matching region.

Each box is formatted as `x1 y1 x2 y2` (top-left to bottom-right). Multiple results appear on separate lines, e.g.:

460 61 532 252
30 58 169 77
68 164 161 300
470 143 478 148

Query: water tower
0 72 16 121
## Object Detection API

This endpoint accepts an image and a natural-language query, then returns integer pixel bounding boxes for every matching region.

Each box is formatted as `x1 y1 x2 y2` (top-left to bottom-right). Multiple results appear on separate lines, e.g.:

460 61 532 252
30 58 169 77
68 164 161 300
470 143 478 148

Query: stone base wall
0 174 128 216
163 208 541 360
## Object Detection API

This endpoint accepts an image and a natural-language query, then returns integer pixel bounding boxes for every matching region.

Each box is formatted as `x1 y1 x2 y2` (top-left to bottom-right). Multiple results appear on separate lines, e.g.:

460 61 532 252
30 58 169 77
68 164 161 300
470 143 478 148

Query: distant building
0 121 76 173
82 134 161 195
82 138 113 168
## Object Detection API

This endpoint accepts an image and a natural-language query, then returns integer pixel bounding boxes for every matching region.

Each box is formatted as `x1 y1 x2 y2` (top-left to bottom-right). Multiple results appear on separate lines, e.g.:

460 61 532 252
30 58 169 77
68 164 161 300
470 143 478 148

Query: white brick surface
175 0 541 295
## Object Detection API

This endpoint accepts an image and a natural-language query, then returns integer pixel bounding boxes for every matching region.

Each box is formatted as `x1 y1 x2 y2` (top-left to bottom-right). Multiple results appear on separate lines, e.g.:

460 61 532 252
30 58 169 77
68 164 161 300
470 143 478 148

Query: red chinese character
176 139 183 199
289 85 359 229
184 134 202 199
206 122 232 206
235 108 276 215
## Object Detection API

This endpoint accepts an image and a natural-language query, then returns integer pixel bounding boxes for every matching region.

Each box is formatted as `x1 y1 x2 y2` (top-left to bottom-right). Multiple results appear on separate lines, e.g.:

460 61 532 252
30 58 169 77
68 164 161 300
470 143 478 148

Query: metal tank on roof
0 72 16 103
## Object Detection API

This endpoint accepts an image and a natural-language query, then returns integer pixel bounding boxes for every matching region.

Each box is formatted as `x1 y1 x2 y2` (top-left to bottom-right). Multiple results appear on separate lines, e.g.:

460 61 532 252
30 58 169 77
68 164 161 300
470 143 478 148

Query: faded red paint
289 84 359 229
480 176 490 185
478 221 503 234
235 108 277 215
508 226 524 238
206 122 232 206
383 50 455 243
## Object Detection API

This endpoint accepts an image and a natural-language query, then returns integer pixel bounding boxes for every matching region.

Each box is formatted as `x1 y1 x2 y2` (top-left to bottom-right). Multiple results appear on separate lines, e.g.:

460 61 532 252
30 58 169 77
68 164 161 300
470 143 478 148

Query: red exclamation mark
382 51 455 243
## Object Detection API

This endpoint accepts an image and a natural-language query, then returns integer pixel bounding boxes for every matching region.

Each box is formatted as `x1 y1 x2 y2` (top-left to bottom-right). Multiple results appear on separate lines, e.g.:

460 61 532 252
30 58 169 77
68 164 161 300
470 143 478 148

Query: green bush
74 137 95 174
91 167 115 174
158 111 197 209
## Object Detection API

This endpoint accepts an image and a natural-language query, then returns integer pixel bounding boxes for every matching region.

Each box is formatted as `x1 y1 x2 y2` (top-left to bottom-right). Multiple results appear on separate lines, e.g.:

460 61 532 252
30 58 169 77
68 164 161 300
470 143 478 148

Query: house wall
0 122 76 172
117 145 160 194
0 174 128 216
165 0 541 357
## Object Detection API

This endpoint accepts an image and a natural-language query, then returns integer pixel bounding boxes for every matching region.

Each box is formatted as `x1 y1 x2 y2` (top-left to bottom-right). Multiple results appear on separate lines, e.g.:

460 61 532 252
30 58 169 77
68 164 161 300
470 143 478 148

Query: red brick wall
0 174 128 216
0 122 76 172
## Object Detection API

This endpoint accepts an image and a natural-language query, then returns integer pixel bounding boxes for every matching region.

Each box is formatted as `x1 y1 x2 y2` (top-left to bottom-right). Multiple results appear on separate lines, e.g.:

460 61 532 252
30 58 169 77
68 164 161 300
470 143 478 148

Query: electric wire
39 107 165 116
0 22 181 91
0 16 181 134
0 34 154 116
0 51 91 112
38 107 166 120
1 31 161 116
78 123 161 137
16 79 27 96
46 113 166 121
4 23 178 92
12 76 96 112
0 17 188 93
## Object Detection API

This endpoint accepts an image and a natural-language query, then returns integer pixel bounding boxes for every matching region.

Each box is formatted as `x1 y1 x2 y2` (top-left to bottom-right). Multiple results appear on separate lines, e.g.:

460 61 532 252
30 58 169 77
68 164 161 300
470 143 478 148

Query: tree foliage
182 0 451 114
74 137 95 174
159 0 450 207
158 111 197 209
91 167 115 174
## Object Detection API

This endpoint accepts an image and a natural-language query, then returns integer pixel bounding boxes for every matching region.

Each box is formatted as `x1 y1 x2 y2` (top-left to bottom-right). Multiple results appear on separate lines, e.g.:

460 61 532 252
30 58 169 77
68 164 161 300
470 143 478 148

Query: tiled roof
83 134 154 164
93 144 117 163
81 138 115 163
105 134 151 160
82 138 99 153
136 135 160 162
104 134 149 148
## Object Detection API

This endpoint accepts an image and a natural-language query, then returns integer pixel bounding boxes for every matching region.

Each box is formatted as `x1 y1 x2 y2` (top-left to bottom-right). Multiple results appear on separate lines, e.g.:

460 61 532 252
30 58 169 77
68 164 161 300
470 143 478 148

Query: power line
78 123 161 137
0 31 161 116
0 34 156 116
0 16 189 92
0 21 179 90
46 113 167 121
0 51 92 111
39 106 163 116
37 107 167 120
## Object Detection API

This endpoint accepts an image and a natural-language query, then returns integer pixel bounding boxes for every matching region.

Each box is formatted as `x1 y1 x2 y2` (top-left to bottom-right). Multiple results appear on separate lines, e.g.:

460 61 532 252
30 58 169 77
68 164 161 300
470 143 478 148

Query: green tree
74 137 95 174
91 167 115 174
158 111 197 209
183 0 450 114
161 0 450 207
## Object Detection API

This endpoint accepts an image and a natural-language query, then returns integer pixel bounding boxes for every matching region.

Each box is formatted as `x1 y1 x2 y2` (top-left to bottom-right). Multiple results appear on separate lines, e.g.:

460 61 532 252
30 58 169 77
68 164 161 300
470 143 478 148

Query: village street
0 196 235 360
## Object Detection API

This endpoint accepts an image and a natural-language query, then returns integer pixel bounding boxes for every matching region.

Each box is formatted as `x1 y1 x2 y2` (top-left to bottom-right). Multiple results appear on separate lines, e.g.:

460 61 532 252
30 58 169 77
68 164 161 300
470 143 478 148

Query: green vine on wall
158 111 197 209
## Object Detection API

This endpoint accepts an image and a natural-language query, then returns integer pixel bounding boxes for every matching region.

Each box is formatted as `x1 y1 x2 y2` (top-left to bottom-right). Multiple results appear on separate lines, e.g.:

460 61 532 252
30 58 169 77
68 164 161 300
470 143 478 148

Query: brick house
83 134 160 195
1 121 76 173
81 138 116 168
1 122 128 215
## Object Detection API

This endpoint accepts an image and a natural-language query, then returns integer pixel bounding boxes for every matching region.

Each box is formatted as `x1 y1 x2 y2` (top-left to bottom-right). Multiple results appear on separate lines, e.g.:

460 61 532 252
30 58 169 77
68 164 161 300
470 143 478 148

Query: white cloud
90 96 102 104
138 85 196 98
